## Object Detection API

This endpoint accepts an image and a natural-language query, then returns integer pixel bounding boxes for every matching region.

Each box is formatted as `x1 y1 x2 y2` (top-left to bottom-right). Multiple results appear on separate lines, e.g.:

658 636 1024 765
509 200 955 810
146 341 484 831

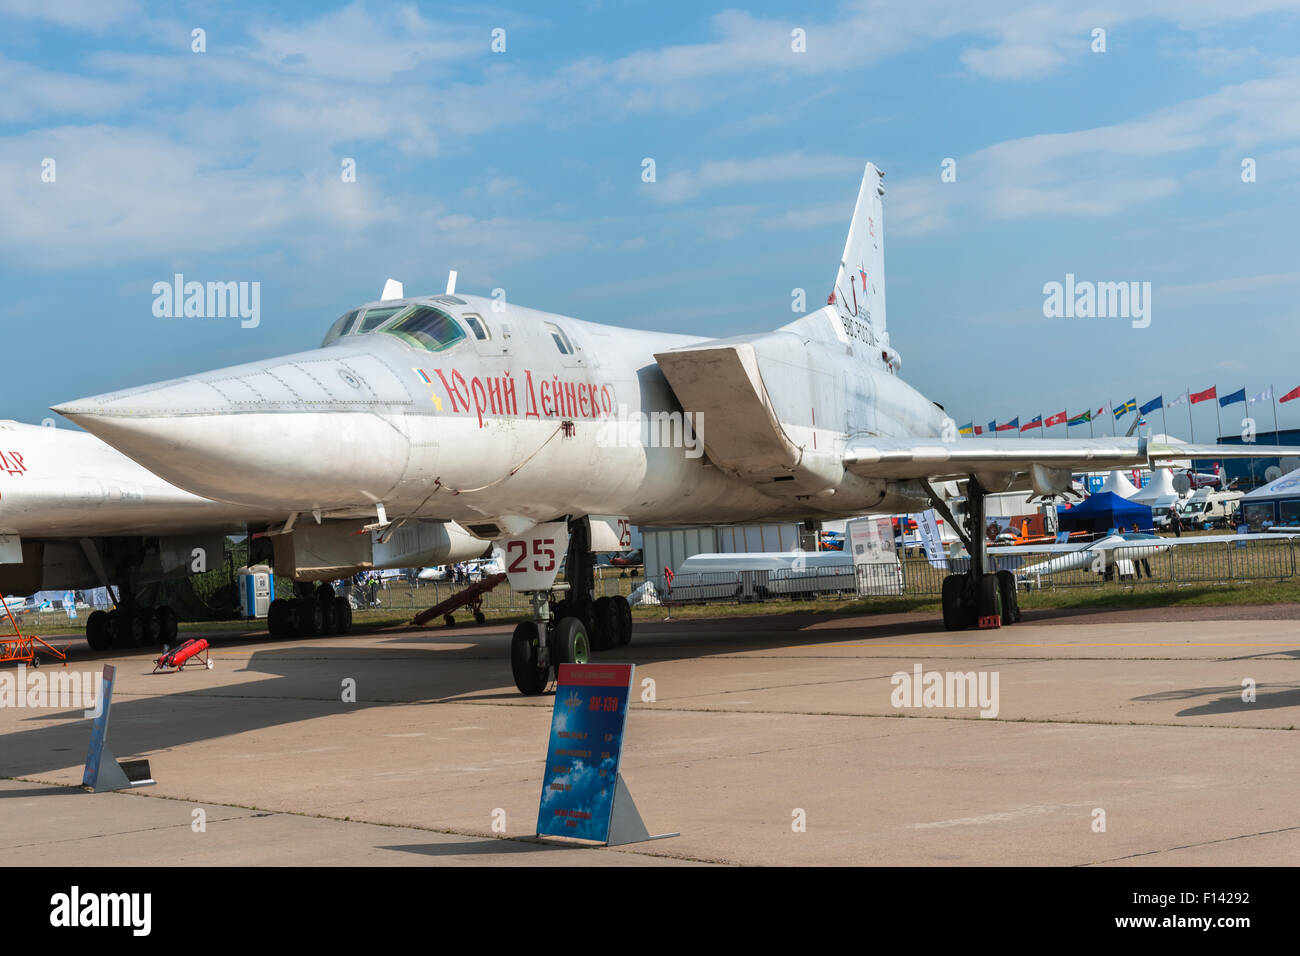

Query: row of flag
958 384 1300 436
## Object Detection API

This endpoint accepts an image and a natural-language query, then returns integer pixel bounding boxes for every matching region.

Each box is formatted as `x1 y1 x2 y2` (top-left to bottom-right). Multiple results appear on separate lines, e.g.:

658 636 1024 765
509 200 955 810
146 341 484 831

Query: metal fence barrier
635 537 1300 607
16 538 1297 629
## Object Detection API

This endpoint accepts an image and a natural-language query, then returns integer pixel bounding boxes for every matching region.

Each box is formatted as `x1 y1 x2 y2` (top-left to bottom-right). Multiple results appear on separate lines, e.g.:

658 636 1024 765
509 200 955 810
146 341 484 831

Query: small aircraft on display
0 420 490 648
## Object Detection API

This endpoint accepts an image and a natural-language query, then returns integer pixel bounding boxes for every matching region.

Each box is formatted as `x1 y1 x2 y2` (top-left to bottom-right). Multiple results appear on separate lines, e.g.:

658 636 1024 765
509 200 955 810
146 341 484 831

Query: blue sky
4 0 1300 441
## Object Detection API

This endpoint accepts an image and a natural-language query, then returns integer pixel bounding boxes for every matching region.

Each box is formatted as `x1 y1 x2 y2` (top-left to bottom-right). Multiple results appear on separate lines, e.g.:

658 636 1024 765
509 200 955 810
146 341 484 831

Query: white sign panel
500 521 570 592
915 510 948 569
587 515 633 552
846 517 902 596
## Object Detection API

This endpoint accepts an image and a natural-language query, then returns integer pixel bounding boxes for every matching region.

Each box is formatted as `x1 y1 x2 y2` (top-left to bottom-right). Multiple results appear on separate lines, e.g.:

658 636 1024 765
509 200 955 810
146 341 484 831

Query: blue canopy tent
1056 492 1153 534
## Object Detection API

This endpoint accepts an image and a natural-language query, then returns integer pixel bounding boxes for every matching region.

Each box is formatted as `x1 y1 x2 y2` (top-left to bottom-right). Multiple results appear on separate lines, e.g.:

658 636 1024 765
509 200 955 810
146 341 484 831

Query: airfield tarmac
2 604 1298 866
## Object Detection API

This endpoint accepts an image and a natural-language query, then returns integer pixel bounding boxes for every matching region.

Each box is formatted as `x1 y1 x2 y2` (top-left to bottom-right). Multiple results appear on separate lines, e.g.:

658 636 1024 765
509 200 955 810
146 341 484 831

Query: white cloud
656 152 862 203
0 54 142 121
0 0 139 31
243 1 484 83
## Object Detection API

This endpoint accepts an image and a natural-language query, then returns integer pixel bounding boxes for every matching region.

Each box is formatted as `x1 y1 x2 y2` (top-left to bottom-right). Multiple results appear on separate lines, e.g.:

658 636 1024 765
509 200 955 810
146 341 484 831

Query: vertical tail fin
830 163 889 358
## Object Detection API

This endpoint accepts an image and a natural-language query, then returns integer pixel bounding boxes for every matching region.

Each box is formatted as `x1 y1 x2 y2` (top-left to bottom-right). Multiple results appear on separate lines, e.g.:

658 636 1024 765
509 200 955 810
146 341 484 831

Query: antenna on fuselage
445 270 458 295
380 278 404 301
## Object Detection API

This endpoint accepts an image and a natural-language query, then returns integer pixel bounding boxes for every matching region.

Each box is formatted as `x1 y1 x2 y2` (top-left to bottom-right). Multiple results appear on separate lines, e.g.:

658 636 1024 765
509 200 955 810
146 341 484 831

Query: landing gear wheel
510 622 548 695
319 597 338 635
86 610 111 651
156 606 179 645
473 610 486 625
297 597 322 637
977 575 1002 621
613 595 632 646
591 597 616 651
553 616 590 666
267 599 291 639
333 596 352 634
139 607 160 646
118 609 144 647
996 570 1020 625
444 614 455 628
941 575 966 631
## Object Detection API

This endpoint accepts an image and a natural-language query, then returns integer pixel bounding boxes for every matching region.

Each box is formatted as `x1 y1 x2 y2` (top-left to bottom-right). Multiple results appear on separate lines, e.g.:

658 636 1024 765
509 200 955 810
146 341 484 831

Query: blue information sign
82 665 115 788
536 662 635 842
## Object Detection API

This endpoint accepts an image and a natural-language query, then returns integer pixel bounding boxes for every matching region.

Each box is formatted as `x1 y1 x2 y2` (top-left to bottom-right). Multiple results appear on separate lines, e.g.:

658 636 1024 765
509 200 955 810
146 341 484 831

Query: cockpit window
462 313 490 341
378 305 467 352
321 310 360 346
545 322 573 355
357 306 403 333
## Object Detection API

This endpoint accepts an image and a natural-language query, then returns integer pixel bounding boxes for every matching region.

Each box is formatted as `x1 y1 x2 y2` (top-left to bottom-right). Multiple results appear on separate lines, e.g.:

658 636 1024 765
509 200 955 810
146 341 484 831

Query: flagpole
1111 403 1116 438
1214 395 1222 441
1088 414 1093 439
1187 386 1194 443
1272 385 1280 440
1160 403 1167 440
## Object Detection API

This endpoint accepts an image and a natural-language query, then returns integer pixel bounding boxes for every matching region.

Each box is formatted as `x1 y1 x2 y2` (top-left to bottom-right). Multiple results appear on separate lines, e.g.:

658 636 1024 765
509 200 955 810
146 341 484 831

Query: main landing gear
930 476 1022 631
266 583 353 640
510 519 633 695
85 602 180 651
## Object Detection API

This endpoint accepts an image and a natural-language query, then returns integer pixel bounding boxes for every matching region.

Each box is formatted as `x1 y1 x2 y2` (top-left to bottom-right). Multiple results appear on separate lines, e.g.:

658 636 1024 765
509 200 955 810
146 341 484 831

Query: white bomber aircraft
0 420 489 649
55 163 1300 693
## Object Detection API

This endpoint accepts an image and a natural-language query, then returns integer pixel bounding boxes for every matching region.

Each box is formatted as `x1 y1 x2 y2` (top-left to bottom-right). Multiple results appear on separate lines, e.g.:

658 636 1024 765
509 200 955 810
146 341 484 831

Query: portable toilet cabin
238 564 274 618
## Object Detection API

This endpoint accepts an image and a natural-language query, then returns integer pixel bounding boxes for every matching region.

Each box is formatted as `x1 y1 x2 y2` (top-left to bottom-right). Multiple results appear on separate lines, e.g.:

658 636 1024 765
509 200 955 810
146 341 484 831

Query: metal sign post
82 664 154 792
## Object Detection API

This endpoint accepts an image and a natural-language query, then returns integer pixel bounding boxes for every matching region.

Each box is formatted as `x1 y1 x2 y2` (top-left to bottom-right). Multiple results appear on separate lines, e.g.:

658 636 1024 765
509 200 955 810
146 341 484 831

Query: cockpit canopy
321 301 468 352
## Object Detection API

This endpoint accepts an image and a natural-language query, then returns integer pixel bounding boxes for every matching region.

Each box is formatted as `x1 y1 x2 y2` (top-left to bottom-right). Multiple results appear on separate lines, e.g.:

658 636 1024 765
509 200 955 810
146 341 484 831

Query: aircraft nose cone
55 348 416 510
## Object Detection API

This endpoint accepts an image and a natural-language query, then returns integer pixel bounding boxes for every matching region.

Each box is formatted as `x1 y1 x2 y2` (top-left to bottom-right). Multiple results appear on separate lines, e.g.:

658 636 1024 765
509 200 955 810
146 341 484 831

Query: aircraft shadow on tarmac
0 613 956 780
9 608 1293 781
1133 683 1300 717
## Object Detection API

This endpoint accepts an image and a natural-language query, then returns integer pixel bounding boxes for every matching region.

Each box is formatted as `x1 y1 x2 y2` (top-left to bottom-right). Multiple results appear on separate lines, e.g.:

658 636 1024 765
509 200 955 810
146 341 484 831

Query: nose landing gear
509 517 633 695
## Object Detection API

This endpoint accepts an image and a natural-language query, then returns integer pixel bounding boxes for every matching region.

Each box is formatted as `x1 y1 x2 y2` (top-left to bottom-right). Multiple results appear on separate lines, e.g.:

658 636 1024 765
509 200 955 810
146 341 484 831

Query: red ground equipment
0 592 69 667
152 638 211 674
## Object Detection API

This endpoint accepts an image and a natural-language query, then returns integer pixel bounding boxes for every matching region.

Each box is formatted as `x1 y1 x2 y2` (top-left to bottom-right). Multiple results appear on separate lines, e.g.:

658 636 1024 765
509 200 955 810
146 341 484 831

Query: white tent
1130 467 1179 505
1099 469 1140 499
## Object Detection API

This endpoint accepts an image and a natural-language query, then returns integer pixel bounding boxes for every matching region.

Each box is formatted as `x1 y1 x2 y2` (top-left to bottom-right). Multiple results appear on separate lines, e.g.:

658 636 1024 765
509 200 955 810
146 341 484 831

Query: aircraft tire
319 597 337 635
86 610 112 651
156 606 179 645
296 596 321 638
940 575 965 630
267 599 290 639
614 596 632 646
590 597 615 650
473 610 486 625
977 575 1001 622
140 607 161 645
553 616 590 666
119 609 144 647
996 571 1020 624
511 622 548 695
333 596 352 634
